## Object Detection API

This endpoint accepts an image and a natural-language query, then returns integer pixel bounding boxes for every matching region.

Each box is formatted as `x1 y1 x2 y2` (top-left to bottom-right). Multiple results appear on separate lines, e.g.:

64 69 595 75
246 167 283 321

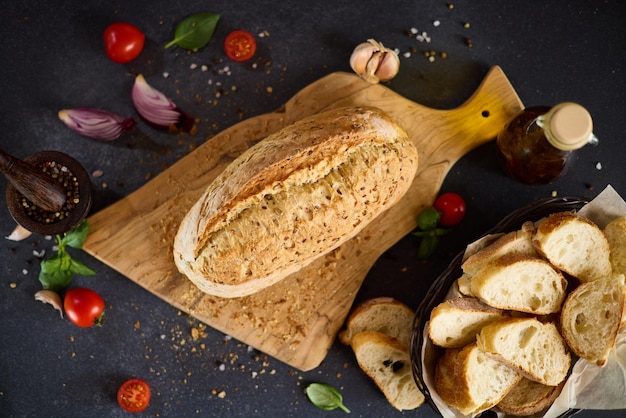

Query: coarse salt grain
596 162 602 170
403 51 411 58
410 27 418 34
163 72 169 78
22 269 28 275
218 364 226 371
190 63 198 70
433 20 441 27
201 65 208 72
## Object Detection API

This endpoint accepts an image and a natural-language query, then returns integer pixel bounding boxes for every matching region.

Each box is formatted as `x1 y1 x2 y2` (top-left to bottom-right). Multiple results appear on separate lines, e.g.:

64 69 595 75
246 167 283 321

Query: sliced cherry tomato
434 192 466 227
64 288 105 328
103 22 145 64
117 378 151 413
224 30 257 62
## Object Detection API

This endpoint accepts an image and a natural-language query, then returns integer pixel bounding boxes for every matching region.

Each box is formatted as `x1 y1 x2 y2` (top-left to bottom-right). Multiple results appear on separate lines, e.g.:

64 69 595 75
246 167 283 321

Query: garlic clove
374 49 400 82
6 224 32 241
35 290 64 318
349 39 400 84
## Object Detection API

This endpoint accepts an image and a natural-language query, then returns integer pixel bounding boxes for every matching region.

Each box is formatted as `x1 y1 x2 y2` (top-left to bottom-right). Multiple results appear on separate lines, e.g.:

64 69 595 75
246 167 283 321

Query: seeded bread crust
173 106 418 298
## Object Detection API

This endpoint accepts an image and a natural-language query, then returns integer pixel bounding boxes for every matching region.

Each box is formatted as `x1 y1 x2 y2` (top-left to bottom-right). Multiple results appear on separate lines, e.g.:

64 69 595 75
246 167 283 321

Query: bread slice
533 211 612 282
560 274 625 366
461 222 538 276
604 216 626 277
497 378 564 416
428 297 506 348
173 106 419 298
476 317 570 386
339 297 414 347
469 254 567 315
350 331 424 411
434 343 521 416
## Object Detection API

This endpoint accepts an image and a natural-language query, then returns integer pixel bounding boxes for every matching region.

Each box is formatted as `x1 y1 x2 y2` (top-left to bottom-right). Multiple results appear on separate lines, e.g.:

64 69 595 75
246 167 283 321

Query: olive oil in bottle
496 102 598 185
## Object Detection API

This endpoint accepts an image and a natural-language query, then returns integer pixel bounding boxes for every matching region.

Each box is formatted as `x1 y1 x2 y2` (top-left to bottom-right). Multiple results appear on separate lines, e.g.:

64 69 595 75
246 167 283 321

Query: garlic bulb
349 39 400 84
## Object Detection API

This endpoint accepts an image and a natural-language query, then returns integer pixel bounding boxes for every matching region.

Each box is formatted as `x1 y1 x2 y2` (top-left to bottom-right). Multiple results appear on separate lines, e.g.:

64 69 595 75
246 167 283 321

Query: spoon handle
0 149 67 212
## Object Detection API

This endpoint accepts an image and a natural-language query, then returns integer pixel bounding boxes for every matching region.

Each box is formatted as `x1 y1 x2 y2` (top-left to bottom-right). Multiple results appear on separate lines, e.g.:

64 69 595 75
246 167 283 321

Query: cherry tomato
224 30 257 62
117 378 151 413
64 288 105 328
434 192 467 227
103 22 145 64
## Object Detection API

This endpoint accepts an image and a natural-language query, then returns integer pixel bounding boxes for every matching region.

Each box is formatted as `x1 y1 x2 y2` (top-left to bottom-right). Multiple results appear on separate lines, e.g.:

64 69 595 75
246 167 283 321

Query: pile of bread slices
428 212 626 416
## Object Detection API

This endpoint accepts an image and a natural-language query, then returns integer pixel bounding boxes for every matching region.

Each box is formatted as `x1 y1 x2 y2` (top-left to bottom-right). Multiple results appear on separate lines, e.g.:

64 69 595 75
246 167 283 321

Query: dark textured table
1 1 624 417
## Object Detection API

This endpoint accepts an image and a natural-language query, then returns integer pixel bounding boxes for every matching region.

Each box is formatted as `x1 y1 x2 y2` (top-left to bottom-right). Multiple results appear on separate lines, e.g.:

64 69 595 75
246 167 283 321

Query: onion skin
35 290 64 318
131 74 195 132
58 108 137 141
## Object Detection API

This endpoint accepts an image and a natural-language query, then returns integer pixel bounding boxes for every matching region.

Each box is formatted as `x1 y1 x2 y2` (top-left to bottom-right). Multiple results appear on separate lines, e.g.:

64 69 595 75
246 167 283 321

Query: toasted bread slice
435 343 521 416
428 297 506 348
476 317 570 386
350 331 424 411
560 274 625 366
533 212 612 282
469 254 567 315
497 378 564 416
339 297 414 347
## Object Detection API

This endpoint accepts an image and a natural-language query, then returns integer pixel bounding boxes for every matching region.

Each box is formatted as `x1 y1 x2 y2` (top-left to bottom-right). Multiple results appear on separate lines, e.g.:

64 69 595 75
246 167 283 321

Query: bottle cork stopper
544 102 593 150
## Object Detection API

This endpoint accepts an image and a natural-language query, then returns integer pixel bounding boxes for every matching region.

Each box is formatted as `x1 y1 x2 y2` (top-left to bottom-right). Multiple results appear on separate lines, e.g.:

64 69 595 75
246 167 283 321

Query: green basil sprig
39 220 96 291
305 383 350 413
165 12 220 50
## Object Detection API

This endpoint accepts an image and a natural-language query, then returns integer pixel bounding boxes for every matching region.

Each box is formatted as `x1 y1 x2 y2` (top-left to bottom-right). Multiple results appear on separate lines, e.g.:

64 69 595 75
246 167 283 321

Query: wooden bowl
410 196 589 418
6 151 92 235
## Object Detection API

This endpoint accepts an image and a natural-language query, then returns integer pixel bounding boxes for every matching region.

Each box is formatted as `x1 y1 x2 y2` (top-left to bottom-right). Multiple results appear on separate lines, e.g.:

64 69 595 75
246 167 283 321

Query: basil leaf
61 220 89 249
69 258 97 276
39 264 73 291
305 383 350 413
165 12 220 50
417 235 440 260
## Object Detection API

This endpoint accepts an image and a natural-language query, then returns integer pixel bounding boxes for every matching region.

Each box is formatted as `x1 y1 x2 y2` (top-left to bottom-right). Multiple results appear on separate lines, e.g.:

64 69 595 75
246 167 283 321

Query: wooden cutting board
83 66 523 371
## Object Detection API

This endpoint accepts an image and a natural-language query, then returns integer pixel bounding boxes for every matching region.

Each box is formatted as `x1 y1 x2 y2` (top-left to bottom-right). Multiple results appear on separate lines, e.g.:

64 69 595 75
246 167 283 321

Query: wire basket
410 195 590 418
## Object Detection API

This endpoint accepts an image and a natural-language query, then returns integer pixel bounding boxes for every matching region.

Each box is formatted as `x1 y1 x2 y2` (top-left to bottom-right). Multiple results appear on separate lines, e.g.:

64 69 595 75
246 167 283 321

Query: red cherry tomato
64 288 105 328
434 192 466 227
224 30 257 62
117 378 151 413
103 22 145 64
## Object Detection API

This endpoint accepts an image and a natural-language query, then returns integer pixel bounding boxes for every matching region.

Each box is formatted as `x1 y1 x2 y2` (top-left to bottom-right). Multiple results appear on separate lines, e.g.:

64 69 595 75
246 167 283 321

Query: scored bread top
174 106 418 297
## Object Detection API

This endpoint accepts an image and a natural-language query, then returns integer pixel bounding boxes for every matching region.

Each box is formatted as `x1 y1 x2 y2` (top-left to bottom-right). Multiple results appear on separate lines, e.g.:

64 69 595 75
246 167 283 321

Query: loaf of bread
533 212 612 282
435 343 521 416
497 378 564 416
476 318 570 386
428 297 505 348
469 254 567 315
350 331 425 411
560 274 625 366
604 216 626 278
173 106 418 297
339 297 414 347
